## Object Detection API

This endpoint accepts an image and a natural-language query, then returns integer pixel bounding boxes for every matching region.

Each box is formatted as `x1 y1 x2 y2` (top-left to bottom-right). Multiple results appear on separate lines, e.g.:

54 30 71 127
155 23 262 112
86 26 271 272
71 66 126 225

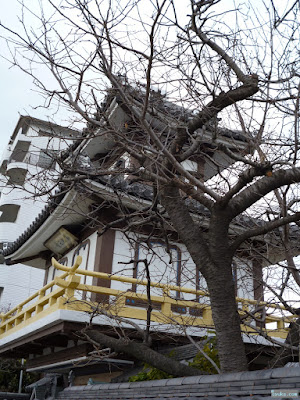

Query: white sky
0 2 38 155
0 1 76 157
0 0 295 158
0 57 44 155
0 0 236 157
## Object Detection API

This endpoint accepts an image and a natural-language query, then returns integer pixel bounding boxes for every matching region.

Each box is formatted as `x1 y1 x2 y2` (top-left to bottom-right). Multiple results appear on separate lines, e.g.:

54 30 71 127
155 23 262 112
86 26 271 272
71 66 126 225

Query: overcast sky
0 2 37 155
0 0 292 158
0 58 41 156
0 1 76 157
0 0 248 157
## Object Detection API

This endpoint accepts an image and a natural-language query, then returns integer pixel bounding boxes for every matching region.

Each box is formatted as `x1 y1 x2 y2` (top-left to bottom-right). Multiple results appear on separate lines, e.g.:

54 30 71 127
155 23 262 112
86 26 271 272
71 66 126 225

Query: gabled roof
4 187 94 268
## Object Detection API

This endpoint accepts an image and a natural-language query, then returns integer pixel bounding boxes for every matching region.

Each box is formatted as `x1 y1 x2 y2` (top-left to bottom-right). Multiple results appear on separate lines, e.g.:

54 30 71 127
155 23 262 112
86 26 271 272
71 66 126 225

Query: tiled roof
2 90 297 258
160 343 200 361
105 85 250 143
2 88 252 259
4 169 298 259
56 366 300 400
3 173 211 258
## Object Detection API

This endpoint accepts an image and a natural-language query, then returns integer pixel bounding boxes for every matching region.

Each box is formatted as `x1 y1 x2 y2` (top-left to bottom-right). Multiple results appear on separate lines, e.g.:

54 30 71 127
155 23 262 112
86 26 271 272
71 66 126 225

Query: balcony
0 257 296 346
6 162 27 186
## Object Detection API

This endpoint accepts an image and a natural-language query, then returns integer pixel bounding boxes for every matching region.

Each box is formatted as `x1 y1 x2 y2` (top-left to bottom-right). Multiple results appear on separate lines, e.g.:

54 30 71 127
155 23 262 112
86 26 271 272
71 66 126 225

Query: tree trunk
205 265 248 372
160 185 248 373
205 209 248 372
83 329 207 376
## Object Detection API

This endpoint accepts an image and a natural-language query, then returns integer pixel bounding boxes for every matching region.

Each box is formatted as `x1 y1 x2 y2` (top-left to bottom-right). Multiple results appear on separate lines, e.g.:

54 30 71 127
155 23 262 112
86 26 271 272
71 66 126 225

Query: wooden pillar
92 229 116 303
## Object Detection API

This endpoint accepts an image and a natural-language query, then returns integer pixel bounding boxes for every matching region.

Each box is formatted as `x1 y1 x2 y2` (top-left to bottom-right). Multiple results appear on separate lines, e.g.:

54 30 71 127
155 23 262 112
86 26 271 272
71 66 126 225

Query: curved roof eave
6 188 93 268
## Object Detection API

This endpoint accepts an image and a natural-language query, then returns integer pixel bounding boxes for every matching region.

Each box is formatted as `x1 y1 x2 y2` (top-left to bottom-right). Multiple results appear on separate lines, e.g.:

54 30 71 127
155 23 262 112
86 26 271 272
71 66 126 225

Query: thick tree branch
221 163 273 205
228 168 300 218
188 82 259 133
160 184 212 277
82 329 206 377
230 212 300 252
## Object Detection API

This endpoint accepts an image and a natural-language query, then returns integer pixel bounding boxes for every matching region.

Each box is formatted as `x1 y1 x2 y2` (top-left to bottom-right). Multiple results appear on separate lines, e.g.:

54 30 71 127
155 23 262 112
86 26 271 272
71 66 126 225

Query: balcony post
65 275 81 300
161 288 172 317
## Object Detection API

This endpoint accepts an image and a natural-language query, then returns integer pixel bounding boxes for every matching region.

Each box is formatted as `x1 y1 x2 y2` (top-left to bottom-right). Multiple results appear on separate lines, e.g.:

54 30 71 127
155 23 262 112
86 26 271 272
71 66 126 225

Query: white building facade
0 116 79 310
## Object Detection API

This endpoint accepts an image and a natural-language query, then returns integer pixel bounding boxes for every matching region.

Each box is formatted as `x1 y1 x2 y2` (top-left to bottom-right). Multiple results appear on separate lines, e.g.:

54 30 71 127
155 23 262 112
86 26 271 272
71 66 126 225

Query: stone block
181 375 208 385
141 379 170 387
199 375 222 384
118 382 131 389
271 367 300 379
165 377 185 386
280 376 300 384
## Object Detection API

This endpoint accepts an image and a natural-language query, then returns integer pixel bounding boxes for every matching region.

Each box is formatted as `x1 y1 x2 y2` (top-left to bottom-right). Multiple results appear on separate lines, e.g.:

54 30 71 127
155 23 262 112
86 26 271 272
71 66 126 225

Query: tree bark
83 329 207 377
206 209 248 372
205 267 248 372
160 185 248 372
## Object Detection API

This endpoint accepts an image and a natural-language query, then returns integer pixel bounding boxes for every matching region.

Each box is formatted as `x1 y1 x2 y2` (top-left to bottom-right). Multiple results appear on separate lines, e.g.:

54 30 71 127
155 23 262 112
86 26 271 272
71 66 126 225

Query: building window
0 204 20 222
7 168 27 186
37 150 57 169
0 160 7 175
0 243 7 264
133 240 182 298
10 141 30 163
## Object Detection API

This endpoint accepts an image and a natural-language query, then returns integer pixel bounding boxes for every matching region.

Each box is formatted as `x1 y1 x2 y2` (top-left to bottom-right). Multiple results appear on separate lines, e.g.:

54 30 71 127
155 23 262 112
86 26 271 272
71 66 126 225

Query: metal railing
0 256 297 339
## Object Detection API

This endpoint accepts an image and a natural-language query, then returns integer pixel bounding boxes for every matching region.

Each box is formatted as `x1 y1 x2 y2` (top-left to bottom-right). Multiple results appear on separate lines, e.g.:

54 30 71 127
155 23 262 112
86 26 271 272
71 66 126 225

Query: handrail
0 256 297 340
0 271 69 321
52 256 210 296
51 257 294 313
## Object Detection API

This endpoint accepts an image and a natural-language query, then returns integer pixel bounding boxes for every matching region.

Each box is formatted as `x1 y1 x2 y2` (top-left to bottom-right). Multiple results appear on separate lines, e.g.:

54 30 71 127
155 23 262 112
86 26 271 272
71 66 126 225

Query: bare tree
1 0 300 373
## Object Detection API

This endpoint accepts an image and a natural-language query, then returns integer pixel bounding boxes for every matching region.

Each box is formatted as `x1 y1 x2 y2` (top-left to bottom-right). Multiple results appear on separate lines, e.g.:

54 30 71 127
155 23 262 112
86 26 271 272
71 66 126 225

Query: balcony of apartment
8 140 31 164
0 256 296 359
6 162 27 186
7 139 57 174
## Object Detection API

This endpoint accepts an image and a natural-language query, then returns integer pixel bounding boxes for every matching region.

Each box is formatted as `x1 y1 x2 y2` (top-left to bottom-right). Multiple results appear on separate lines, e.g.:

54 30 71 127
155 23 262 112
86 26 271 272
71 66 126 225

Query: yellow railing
0 256 297 340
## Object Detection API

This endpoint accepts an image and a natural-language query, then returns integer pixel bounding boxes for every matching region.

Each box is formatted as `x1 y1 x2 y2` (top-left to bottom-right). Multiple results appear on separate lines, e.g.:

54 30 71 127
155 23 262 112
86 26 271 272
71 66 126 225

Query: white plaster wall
110 231 136 292
181 160 198 172
0 262 44 311
84 231 98 286
46 231 98 298
0 120 76 312
41 230 255 310
111 232 208 301
135 241 178 297
0 187 46 243
0 147 12 168
0 222 25 243
0 121 74 244
111 232 254 304
47 264 65 288
235 259 254 300
179 248 209 303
